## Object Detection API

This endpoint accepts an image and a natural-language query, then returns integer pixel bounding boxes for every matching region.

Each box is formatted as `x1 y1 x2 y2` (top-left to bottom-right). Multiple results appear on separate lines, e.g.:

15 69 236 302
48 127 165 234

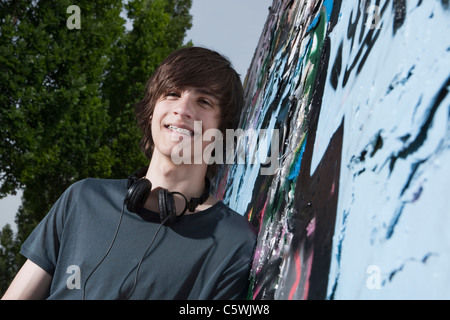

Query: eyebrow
192 88 221 103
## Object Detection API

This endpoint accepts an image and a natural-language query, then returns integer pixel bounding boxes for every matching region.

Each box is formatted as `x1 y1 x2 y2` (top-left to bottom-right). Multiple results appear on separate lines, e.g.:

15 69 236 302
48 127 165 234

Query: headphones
124 166 211 226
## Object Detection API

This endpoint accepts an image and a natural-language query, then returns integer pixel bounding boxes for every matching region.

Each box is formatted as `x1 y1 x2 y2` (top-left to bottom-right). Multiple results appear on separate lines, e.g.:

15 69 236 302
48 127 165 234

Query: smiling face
151 87 221 164
135 47 244 178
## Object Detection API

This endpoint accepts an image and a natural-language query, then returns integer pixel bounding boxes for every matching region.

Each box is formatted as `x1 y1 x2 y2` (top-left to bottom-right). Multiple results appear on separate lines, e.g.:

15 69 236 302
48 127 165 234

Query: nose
173 92 194 119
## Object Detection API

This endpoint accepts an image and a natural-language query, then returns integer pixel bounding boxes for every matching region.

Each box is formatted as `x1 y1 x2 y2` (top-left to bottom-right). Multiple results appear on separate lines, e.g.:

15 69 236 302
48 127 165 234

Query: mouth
165 124 195 136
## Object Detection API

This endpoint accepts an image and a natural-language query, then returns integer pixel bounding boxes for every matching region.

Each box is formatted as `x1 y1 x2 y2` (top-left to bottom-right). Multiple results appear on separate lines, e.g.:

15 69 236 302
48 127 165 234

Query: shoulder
69 178 127 197
72 177 126 190
60 178 128 210
212 202 257 243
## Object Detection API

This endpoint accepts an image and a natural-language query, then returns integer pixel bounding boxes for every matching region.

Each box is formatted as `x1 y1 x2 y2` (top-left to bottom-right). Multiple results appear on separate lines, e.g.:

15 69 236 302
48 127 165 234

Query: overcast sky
0 0 272 232
185 0 272 80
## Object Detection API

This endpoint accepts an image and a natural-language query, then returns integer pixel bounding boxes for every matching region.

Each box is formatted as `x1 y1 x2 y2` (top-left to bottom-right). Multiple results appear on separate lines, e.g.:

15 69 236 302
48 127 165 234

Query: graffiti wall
214 0 450 299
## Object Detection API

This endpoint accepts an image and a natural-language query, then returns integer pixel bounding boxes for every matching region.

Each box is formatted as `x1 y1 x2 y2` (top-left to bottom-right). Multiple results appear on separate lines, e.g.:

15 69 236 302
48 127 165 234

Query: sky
185 0 272 80
0 0 272 233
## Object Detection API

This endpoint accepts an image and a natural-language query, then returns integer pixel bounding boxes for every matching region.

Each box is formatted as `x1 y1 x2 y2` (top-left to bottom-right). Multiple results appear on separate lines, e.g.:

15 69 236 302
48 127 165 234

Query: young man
2 47 256 300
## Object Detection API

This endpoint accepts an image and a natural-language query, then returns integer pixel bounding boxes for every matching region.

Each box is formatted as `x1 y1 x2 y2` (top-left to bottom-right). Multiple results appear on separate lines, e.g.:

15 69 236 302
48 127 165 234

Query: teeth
167 125 193 136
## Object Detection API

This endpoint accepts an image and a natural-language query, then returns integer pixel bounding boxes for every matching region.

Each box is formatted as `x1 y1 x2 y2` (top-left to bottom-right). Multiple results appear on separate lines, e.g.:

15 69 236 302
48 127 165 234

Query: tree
0 224 21 294
0 0 192 293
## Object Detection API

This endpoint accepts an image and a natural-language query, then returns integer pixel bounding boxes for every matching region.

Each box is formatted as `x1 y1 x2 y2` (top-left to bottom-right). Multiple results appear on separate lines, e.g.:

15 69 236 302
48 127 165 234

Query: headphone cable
83 198 188 300
125 196 188 299
124 214 171 299
82 201 125 300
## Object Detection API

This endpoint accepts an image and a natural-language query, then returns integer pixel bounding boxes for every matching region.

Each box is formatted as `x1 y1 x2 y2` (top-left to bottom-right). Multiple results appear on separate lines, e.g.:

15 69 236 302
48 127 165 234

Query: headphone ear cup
125 179 152 213
158 189 176 226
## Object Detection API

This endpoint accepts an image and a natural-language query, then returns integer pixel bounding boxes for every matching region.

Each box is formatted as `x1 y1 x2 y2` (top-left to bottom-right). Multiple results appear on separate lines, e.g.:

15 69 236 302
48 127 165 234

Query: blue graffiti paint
288 136 307 181
216 0 450 300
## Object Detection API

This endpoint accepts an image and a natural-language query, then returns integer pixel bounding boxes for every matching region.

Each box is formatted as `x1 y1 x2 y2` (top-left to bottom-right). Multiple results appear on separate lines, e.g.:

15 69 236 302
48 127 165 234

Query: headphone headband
187 177 210 212
127 166 148 189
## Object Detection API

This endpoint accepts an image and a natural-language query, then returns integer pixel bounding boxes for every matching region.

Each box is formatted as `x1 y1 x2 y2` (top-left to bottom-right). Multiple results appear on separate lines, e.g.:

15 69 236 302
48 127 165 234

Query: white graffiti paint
315 0 450 299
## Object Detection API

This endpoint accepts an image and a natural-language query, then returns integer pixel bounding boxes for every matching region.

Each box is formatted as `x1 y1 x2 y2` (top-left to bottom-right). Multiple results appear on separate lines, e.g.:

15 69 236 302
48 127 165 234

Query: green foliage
0 0 192 293
0 224 22 294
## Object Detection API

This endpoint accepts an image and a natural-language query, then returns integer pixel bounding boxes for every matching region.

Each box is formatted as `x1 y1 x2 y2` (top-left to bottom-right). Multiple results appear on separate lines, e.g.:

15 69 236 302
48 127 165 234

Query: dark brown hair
135 46 244 177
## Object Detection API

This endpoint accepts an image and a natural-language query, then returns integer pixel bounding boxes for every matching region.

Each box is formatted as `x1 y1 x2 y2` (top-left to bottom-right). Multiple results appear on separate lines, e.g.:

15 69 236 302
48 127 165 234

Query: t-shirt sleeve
20 181 81 276
211 236 256 300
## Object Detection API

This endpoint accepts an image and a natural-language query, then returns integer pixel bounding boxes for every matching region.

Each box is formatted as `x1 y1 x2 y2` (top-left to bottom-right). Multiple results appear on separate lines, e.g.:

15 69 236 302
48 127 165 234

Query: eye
166 92 180 99
198 98 213 108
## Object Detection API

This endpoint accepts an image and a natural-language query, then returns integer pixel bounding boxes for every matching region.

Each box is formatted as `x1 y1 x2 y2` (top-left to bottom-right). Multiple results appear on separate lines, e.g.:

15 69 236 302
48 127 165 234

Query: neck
145 151 209 202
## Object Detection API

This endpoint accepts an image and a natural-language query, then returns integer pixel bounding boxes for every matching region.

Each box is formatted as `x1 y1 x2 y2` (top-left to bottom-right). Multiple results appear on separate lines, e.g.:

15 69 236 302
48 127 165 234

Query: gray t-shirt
20 178 256 300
